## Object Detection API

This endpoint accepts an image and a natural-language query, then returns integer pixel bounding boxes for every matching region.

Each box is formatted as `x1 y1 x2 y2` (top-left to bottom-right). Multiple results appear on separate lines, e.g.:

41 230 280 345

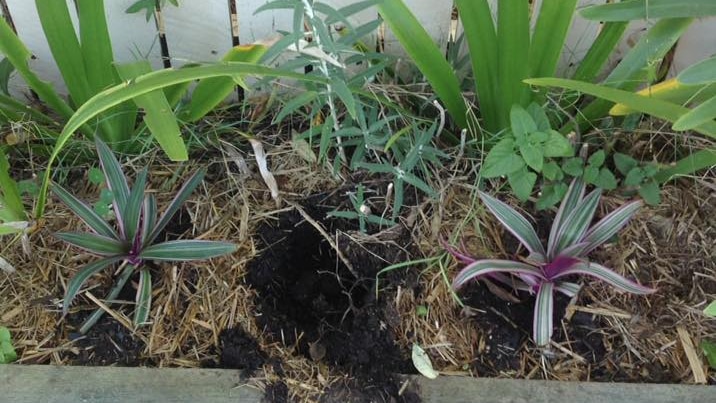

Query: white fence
1 0 715 99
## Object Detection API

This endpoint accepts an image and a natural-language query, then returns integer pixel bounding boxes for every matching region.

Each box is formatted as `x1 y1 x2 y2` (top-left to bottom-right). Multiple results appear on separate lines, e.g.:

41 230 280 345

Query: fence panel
162 0 234 66
1 1 716 103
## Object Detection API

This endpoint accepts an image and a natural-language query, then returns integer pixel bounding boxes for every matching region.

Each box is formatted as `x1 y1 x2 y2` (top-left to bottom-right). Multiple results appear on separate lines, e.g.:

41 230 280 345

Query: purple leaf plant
446 178 655 346
53 138 237 333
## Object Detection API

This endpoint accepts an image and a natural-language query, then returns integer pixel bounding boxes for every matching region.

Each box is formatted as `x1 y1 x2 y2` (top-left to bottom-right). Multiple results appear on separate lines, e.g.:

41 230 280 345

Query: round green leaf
594 168 617 190
508 167 537 201
638 181 661 205
482 138 524 178
519 143 544 172
613 152 638 175
624 167 645 186
562 157 584 176
588 150 606 167
543 130 573 157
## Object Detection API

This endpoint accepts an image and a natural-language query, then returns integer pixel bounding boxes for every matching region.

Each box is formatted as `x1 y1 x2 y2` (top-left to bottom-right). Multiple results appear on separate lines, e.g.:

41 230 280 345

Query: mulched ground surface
1 134 714 401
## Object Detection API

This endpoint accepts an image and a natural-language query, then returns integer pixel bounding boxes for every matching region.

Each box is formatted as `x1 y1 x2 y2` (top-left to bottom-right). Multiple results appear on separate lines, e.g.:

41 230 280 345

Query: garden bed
1 129 714 402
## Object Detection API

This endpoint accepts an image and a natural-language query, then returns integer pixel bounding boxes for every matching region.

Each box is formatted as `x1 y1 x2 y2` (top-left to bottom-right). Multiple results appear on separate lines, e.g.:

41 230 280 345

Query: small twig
287 201 359 279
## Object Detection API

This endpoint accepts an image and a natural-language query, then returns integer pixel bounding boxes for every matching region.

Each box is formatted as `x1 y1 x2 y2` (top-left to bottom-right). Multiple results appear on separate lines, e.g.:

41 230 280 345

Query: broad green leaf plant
54 138 237 333
446 178 655 346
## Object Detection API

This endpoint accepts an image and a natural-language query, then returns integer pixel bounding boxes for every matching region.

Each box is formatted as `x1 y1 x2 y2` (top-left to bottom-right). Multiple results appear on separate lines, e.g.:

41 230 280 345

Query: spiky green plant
53 138 237 333
446 178 655 346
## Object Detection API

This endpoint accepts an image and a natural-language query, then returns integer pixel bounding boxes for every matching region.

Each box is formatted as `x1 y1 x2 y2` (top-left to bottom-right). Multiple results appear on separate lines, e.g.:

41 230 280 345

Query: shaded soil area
243 194 421 402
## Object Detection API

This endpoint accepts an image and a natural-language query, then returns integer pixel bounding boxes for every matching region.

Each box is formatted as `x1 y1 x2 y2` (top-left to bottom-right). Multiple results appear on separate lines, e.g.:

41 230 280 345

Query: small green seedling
328 184 396 233
613 153 661 205
0 326 17 363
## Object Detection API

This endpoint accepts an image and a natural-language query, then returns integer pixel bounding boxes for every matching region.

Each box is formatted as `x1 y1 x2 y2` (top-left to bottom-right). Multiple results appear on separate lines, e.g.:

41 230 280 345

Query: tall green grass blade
673 96 716 130
653 149 716 183
529 0 578 79
0 18 76 125
36 63 327 219
36 0 92 107
455 0 498 133
571 22 628 82
0 148 25 221
678 56 716 85
116 61 187 161
185 44 267 122
610 80 716 115
77 0 115 95
376 0 467 129
580 0 716 21
525 77 716 138
497 0 529 124
77 0 134 144
565 18 693 132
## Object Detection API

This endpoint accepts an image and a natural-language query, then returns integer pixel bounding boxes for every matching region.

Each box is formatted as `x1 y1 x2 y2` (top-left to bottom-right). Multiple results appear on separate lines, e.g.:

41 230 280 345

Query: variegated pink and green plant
447 178 655 346
53 138 237 333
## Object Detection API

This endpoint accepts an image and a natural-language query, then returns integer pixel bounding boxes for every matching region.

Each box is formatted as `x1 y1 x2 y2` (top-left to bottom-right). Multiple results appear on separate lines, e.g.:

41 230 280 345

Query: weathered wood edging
1 365 713 403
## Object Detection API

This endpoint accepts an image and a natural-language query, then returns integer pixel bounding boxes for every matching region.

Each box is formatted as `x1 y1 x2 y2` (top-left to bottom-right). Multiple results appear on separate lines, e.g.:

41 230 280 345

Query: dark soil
245 194 421 402
461 282 606 376
66 316 145 366
219 326 267 376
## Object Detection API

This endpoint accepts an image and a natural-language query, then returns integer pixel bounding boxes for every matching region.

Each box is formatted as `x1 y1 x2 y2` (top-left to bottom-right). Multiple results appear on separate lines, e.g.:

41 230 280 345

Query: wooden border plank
0 365 262 403
407 375 715 403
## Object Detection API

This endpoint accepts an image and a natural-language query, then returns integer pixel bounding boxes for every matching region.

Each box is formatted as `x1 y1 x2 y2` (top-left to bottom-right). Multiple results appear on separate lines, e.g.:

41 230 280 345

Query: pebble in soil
246 198 420 402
